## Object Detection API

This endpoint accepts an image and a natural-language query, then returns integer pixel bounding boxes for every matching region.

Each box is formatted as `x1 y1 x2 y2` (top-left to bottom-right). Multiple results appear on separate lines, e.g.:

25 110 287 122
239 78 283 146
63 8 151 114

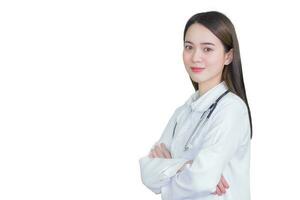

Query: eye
203 47 212 52
184 45 192 50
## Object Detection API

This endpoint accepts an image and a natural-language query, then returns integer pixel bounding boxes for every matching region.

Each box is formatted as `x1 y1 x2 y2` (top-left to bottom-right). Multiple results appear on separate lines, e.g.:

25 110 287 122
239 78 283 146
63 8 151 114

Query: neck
198 78 222 96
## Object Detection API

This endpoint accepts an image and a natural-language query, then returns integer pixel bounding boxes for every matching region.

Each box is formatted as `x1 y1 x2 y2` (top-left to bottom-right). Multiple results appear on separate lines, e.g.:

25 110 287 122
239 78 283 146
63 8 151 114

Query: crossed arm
148 143 229 196
140 103 248 198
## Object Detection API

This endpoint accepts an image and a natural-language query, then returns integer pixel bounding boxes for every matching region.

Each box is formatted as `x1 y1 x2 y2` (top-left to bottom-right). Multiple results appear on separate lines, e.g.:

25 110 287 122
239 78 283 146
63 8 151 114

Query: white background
1 0 300 199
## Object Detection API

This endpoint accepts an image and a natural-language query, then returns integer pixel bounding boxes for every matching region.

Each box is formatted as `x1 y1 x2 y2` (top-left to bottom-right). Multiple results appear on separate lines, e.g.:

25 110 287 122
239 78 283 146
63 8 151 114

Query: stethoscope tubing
179 89 230 151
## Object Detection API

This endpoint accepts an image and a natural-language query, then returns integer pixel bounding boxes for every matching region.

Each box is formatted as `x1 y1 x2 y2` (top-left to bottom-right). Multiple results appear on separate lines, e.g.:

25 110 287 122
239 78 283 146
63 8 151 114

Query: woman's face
183 23 233 88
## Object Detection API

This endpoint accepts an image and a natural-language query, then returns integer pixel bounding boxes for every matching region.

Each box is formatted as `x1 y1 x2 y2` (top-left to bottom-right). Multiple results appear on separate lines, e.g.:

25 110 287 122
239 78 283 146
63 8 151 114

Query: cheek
182 52 190 63
206 53 225 68
183 53 193 70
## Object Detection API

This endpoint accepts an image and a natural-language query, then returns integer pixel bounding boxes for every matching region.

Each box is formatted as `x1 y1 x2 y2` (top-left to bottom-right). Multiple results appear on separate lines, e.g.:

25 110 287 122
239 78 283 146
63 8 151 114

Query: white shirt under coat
139 81 251 200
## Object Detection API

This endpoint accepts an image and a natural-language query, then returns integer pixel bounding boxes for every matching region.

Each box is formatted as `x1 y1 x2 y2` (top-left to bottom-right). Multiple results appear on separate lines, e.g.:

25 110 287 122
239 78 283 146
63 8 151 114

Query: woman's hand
211 175 230 196
148 143 172 159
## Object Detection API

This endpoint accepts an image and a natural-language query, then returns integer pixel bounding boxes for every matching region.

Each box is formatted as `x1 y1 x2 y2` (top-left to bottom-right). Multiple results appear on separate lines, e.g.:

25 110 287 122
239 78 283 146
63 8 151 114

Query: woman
139 11 252 200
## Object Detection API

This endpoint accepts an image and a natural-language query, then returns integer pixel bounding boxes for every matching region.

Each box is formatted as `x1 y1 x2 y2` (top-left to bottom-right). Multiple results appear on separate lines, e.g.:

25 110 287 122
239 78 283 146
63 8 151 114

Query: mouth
191 67 205 73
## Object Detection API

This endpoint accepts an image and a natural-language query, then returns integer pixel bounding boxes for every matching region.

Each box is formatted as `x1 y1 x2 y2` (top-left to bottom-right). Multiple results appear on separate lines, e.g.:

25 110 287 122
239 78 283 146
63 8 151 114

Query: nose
191 48 204 63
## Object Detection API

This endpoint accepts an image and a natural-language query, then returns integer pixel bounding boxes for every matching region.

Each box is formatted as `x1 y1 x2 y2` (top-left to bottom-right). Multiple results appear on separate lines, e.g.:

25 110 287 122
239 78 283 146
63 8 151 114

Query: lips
191 67 205 73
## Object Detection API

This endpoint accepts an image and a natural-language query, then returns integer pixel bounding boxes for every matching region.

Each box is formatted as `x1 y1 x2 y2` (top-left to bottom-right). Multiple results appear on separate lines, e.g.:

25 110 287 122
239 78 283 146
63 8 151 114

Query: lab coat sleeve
162 102 250 199
139 106 190 194
139 156 189 194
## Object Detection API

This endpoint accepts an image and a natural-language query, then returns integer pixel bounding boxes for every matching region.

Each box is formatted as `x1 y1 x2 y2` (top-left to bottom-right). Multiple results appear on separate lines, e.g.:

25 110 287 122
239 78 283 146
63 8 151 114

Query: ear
224 48 233 65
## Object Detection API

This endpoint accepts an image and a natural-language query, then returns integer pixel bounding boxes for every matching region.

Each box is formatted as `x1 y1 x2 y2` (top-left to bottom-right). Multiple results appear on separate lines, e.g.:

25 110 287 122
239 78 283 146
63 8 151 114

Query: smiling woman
139 11 252 200
183 23 234 95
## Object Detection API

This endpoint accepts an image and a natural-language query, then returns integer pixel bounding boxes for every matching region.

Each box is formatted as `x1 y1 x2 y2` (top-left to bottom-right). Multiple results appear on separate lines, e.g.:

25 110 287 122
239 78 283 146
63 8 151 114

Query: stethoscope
172 89 230 151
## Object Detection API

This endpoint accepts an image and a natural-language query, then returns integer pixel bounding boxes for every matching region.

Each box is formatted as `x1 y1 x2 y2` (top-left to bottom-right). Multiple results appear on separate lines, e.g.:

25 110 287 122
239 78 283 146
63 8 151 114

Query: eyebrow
184 41 215 46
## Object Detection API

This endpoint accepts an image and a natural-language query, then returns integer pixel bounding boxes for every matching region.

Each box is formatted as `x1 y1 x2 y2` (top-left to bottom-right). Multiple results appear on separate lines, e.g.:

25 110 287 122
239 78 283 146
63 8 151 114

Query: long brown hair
183 11 253 139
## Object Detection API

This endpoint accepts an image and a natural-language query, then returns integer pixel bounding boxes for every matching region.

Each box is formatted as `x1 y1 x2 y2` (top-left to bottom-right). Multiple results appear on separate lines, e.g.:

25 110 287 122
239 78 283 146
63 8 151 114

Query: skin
183 23 233 95
148 23 234 196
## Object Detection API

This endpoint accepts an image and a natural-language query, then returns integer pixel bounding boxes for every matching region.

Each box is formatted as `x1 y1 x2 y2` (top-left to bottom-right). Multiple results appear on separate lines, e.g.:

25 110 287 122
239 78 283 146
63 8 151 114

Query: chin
190 75 207 83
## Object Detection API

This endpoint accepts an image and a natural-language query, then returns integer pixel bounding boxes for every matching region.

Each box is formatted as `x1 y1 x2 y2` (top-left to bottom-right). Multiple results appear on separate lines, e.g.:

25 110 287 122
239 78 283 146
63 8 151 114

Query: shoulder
208 91 249 127
216 92 248 115
206 92 251 144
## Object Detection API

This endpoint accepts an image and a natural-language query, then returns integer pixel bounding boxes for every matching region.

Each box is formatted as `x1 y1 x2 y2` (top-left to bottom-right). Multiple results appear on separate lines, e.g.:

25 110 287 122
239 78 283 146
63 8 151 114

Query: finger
160 143 168 150
160 143 172 158
163 143 172 158
216 186 222 196
221 175 230 188
151 149 159 158
217 182 226 193
148 151 154 158
154 145 164 158
159 144 168 158
161 148 171 158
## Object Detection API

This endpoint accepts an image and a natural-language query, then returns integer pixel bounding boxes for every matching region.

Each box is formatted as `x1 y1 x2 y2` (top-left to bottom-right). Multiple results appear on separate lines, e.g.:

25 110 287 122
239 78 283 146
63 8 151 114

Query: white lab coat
139 81 251 200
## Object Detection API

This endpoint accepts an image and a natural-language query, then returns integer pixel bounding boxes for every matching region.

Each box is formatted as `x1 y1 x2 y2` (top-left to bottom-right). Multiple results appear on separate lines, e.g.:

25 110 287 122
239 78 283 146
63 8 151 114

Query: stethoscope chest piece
184 143 192 151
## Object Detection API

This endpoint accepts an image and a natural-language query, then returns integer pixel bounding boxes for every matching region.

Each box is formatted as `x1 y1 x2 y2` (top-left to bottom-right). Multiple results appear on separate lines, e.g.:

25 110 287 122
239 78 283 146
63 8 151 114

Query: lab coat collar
185 81 229 112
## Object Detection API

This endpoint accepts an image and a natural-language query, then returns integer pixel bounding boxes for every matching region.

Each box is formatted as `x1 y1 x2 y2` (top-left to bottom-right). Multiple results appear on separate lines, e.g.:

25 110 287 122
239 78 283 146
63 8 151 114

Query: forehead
184 23 221 45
